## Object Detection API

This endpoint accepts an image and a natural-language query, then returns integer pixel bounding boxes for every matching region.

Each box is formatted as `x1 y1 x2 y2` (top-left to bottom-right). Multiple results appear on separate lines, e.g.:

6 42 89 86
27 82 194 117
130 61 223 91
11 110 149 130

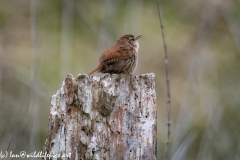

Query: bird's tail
88 65 102 76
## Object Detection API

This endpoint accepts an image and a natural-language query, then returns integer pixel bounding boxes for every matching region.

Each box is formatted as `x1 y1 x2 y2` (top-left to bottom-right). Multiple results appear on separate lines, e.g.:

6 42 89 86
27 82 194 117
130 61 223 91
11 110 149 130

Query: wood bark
43 73 157 160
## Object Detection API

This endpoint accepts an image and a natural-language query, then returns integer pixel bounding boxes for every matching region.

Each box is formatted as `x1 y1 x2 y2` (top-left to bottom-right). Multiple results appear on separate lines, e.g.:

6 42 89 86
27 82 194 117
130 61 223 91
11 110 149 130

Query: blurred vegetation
0 0 240 159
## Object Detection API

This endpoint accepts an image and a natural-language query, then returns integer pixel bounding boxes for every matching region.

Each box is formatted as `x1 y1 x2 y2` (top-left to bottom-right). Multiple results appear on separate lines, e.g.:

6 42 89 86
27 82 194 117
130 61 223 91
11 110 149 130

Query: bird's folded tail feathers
88 65 102 76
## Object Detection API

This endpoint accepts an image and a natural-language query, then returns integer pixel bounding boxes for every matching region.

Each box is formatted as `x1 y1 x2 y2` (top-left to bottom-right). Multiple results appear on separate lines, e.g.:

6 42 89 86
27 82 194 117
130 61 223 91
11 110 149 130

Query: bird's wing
99 45 136 73
100 45 133 65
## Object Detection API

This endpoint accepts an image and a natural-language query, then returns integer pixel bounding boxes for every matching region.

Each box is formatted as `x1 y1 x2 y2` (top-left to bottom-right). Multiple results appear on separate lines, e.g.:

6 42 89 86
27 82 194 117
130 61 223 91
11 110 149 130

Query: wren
88 34 142 75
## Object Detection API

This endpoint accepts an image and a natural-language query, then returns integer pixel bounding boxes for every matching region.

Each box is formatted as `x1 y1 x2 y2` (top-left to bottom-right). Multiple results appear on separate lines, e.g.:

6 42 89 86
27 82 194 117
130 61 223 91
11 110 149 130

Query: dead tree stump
43 73 157 160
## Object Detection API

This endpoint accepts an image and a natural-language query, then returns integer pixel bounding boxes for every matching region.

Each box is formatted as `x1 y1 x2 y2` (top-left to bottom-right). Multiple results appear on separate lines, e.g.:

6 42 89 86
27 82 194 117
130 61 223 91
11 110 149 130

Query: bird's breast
134 41 139 52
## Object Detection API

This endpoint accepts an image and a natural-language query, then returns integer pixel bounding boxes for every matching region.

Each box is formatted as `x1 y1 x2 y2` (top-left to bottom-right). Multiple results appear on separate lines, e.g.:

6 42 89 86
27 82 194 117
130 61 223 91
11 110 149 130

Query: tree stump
43 73 157 160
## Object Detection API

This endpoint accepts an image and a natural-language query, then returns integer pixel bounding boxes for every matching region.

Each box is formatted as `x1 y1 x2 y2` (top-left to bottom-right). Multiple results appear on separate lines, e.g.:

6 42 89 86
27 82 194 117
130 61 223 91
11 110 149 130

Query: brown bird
88 34 142 76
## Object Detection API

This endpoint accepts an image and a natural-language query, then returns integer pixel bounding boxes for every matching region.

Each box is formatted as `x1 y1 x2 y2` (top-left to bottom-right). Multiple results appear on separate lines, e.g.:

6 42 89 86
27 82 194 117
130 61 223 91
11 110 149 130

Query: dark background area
0 0 240 159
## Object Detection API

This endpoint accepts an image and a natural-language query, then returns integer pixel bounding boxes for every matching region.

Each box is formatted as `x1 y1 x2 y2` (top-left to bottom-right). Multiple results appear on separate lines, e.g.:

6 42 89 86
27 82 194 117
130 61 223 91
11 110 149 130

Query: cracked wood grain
43 73 156 160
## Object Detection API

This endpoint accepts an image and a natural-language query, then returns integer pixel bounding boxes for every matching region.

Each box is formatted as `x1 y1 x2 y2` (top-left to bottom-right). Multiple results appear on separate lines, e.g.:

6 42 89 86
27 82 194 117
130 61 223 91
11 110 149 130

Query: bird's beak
135 35 142 40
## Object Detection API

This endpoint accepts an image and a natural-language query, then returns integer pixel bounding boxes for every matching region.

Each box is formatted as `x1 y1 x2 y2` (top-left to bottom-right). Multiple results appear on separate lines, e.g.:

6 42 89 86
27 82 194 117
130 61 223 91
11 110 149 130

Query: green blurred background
0 0 240 159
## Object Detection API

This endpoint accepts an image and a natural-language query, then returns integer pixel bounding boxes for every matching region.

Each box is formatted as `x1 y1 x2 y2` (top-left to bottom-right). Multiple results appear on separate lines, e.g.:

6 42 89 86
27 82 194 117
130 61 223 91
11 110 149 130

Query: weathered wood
43 73 156 160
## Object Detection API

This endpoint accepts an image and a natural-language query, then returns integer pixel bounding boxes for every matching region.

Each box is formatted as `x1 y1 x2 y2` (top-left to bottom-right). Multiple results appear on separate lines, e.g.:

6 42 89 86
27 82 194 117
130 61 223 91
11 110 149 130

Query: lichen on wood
43 73 157 160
